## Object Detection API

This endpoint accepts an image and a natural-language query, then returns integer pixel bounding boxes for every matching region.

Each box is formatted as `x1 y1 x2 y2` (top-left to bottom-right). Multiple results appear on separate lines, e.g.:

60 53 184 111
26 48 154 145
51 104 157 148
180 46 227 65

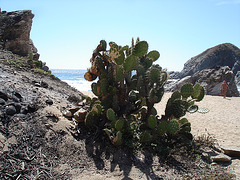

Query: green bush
81 38 205 148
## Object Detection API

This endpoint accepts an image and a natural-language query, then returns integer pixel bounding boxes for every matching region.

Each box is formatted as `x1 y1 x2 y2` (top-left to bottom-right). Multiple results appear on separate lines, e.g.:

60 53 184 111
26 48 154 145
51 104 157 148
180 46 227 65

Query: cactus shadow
74 124 162 179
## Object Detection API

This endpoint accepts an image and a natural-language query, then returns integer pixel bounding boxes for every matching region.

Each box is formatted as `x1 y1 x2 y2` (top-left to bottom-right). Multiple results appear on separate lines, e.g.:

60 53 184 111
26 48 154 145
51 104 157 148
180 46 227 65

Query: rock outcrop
0 10 39 59
179 43 240 78
166 43 240 97
166 66 239 97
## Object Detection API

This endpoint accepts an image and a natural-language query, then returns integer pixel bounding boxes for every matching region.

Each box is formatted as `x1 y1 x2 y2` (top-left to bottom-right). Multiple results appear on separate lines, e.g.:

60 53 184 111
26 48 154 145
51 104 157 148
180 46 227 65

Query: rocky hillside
180 43 240 78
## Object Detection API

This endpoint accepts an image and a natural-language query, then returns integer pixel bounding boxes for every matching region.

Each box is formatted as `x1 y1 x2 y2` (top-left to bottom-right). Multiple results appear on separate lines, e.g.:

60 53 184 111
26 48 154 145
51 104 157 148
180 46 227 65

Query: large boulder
165 66 239 97
179 43 240 78
0 10 39 59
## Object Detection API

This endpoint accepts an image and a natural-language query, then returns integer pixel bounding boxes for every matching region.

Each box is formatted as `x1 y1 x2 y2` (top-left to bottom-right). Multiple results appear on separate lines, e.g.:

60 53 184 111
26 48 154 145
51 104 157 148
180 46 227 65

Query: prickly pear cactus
81 38 206 148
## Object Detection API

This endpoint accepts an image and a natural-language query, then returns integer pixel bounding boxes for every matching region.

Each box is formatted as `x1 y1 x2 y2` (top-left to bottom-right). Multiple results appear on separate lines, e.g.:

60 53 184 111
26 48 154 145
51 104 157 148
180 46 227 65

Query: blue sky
1 0 240 71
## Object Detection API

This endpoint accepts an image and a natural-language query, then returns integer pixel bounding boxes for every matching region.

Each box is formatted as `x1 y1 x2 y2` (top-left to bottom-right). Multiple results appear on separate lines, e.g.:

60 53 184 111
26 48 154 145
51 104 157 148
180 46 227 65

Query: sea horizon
51 69 240 93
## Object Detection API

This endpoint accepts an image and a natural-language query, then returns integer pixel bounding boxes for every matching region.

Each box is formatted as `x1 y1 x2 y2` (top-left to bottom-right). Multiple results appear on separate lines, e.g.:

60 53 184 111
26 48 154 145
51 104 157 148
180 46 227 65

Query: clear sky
1 0 240 71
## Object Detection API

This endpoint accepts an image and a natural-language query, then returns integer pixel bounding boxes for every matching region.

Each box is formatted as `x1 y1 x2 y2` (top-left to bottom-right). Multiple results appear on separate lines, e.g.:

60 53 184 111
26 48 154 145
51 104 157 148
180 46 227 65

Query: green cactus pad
179 118 189 125
157 121 167 135
181 83 194 99
148 115 157 129
148 68 160 83
187 105 198 113
100 40 107 50
92 104 102 115
167 119 180 134
151 107 157 116
143 57 153 69
196 85 205 102
85 111 96 127
123 55 139 72
180 122 191 133
171 91 182 100
106 108 115 121
133 41 149 57
140 131 151 143
116 65 124 82
147 50 160 61
115 118 124 131
165 99 189 118
113 131 122 146
100 78 109 95
91 82 100 96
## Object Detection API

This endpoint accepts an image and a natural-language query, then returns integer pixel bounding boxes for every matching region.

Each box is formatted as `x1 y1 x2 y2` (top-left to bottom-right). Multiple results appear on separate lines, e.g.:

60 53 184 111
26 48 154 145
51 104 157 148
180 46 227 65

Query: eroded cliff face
0 10 39 59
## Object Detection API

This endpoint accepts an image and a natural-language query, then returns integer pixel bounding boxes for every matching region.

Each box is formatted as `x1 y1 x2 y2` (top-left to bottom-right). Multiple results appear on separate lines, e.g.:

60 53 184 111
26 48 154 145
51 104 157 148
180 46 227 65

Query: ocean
51 69 240 93
51 69 95 91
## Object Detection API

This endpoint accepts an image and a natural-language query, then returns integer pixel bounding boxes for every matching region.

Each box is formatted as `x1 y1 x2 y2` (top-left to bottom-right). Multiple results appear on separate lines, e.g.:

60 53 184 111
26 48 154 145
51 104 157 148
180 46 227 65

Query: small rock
46 99 53 105
74 108 87 122
0 98 6 105
14 92 22 100
27 103 38 113
211 154 232 162
69 107 80 114
20 107 28 114
40 81 48 88
45 123 51 129
0 91 8 101
62 110 72 117
221 146 240 157
13 103 21 113
34 83 41 87
6 105 17 116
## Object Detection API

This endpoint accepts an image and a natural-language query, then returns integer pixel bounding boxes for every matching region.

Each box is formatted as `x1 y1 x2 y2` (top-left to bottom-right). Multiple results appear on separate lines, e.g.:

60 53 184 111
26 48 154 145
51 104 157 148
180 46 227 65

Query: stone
62 110 72 117
5 105 17 115
0 91 8 101
211 154 232 162
13 103 21 113
46 99 53 105
40 81 48 88
74 108 87 122
221 146 240 157
0 98 6 105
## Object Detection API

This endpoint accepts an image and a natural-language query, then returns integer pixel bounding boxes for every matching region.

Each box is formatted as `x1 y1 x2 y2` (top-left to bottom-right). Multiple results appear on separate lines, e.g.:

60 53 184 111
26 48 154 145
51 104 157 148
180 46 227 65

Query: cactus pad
133 41 149 57
197 107 209 114
148 115 157 129
181 83 194 99
107 108 116 121
140 131 151 143
113 131 122 146
147 50 160 61
148 67 160 83
167 119 180 134
115 118 124 131
187 105 198 113
123 55 139 72
157 121 167 135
